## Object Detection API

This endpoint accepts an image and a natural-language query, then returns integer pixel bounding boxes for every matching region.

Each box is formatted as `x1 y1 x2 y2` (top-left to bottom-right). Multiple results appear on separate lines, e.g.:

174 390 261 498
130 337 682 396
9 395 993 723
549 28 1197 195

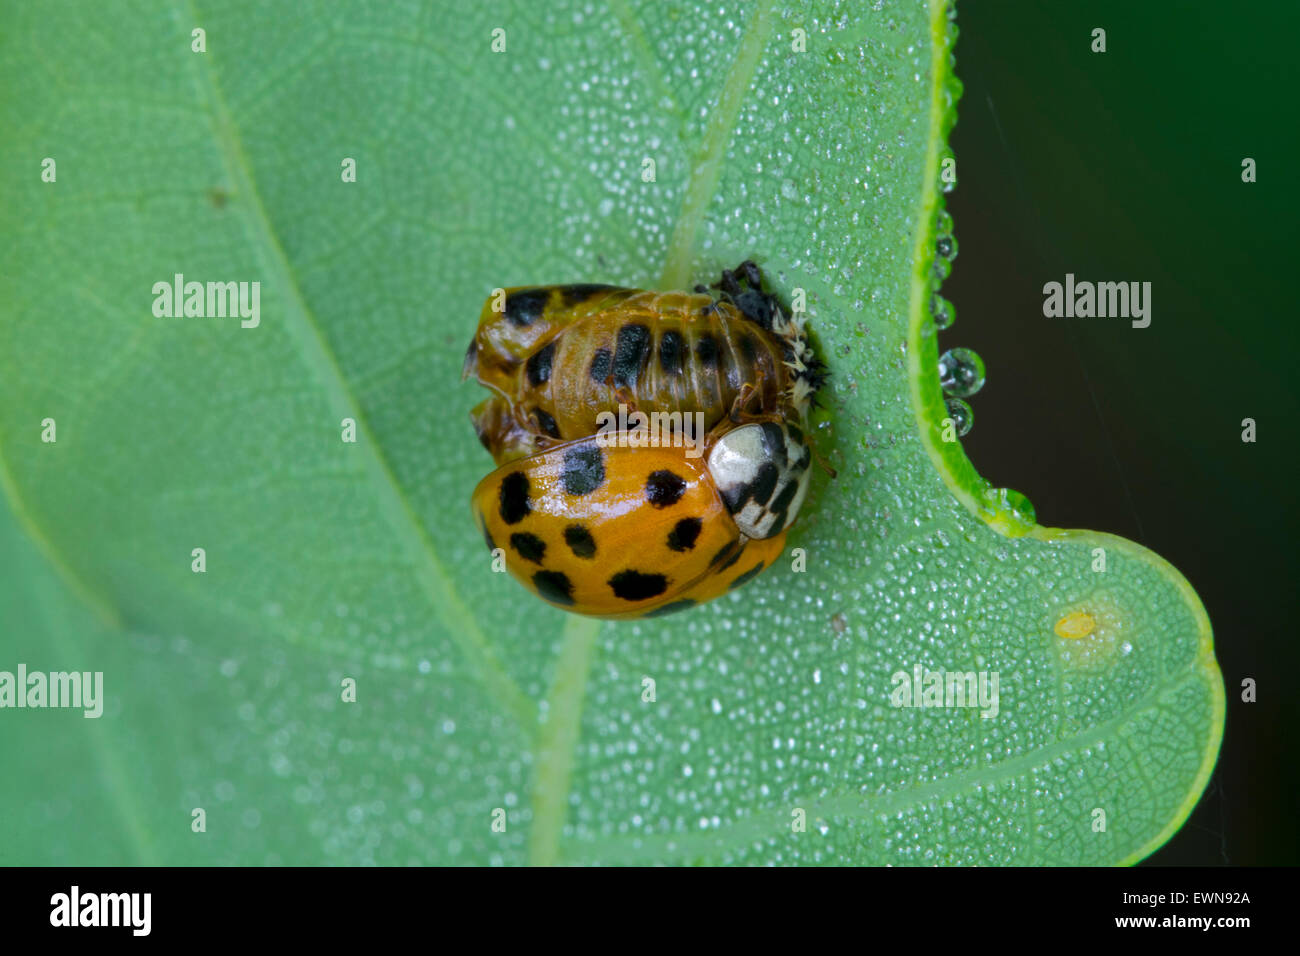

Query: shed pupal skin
705 259 827 427
706 421 813 540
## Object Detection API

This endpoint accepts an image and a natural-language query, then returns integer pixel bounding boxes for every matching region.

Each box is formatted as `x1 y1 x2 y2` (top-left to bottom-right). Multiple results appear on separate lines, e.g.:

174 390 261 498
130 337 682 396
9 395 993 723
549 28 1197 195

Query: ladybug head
707 422 813 540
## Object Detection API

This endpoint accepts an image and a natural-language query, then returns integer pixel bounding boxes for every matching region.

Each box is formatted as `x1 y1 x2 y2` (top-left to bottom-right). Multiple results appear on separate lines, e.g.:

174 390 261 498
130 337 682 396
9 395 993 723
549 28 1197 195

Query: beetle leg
808 434 838 479
727 382 759 423
726 359 771 423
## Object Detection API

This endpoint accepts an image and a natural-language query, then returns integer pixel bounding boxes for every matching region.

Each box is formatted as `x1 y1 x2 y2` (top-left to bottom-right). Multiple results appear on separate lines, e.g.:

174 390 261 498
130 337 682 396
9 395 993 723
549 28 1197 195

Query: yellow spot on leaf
1054 610 1097 640
1051 598 1128 674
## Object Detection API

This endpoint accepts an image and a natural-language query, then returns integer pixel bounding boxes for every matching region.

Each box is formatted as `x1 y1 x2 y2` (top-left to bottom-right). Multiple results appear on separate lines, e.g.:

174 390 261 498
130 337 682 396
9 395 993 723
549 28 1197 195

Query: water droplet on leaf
931 294 955 331
944 397 973 436
980 487 1037 535
939 347 985 397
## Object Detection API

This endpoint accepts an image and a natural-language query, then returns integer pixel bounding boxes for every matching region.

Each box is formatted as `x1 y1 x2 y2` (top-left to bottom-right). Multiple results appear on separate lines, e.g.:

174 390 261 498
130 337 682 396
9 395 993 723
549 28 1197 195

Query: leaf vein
183 0 538 736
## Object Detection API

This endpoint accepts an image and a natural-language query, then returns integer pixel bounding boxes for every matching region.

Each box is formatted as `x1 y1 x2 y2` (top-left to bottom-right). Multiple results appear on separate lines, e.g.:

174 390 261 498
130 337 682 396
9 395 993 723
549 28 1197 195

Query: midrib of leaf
181 0 538 736
527 614 601 866
659 0 775 289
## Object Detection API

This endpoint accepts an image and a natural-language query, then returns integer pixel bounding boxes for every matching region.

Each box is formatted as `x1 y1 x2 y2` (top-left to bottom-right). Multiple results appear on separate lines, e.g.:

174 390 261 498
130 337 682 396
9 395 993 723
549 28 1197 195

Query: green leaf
0 0 1221 865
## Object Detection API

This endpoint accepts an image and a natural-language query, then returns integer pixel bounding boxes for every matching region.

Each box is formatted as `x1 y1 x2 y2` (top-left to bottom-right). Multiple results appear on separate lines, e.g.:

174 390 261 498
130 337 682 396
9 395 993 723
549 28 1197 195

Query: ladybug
464 261 827 618
463 260 826 465
471 422 811 618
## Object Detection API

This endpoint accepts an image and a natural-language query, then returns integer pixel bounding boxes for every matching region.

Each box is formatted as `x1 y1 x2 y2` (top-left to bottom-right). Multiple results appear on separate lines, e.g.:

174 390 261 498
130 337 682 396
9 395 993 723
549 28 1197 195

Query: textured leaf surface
0 0 1221 865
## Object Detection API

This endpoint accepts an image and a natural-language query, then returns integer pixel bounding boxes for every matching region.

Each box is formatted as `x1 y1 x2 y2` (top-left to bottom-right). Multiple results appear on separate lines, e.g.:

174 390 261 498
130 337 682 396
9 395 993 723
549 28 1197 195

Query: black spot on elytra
562 442 605 495
659 330 685 376
525 341 555 387
588 347 612 384
564 524 597 558
695 334 719 368
728 562 765 591
716 540 746 572
560 283 617 307
505 289 549 328
666 516 702 552
608 570 668 601
612 323 651 389
533 407 560 438
498 471 530 525
510 531 546 564
645 469 686 507
644 598 696 617
709 539 742 569
533 569 574 605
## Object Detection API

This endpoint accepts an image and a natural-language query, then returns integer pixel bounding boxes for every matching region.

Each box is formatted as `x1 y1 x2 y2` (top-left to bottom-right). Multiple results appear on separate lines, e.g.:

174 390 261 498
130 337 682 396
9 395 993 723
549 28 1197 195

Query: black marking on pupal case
560 283 618 306
659 330 685 376
525 341 555 387
695 334 719 368
533 407 561 438
589 347 613 384
505 289 549 328
612 323 652 389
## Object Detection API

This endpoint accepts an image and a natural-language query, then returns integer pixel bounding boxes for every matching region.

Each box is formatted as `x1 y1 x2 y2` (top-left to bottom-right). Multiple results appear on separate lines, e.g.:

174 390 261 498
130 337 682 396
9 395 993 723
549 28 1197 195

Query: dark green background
946 1 1298 864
